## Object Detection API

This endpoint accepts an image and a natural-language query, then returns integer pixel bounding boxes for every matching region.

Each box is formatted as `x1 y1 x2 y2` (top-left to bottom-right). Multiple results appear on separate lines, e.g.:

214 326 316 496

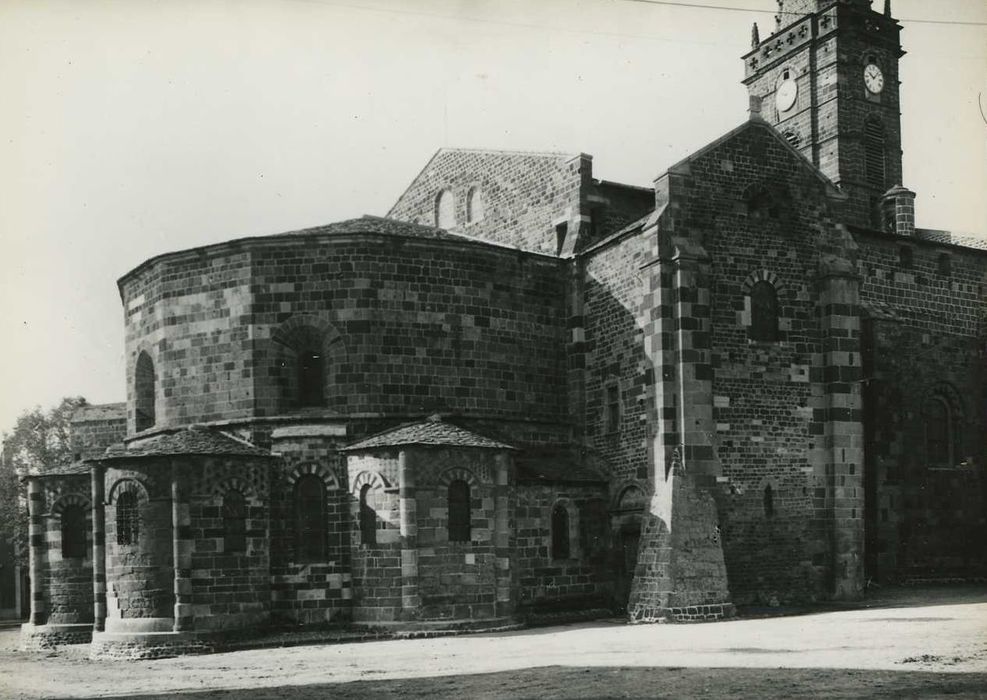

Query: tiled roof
914 229 987 252
273 216 469 242
71 402 126 423
19 460 92 478
102 426 273 460
342 417 515 452
515 447 607 484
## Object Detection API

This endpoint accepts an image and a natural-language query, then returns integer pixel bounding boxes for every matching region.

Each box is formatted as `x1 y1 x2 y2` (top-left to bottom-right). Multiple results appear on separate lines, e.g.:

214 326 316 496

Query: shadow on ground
98 666 987 700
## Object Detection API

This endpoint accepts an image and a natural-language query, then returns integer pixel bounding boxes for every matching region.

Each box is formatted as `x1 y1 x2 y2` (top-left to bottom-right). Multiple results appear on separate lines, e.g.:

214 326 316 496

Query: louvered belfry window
864 120 886 189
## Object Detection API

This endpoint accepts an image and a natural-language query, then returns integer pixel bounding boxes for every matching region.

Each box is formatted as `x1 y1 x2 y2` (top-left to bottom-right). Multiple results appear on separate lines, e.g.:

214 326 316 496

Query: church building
19 0 986 659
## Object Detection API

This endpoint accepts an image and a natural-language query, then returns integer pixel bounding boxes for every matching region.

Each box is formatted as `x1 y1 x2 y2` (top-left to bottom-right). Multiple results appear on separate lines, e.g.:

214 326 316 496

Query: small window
435 189 456 229
295 474 326 562
447 479 471 543
926 398 952 466
937 253 951 277
466 187 484 223
763 484 775 519
223 491 247 553
116 492 139 546
783 130 801 149
605 384 620 433
61 504 86 558
750 281 779 342
898 246 913 269
551 503 571 560
359 484 377 547
297 349 324 407
135 351 156 432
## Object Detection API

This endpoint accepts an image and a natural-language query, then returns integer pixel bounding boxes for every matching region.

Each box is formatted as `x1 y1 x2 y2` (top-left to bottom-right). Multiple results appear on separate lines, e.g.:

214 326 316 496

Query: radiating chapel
20 0 986 659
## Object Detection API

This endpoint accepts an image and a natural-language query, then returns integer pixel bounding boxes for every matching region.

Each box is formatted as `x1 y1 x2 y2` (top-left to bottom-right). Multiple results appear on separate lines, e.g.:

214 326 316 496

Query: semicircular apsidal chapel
20 0 986 660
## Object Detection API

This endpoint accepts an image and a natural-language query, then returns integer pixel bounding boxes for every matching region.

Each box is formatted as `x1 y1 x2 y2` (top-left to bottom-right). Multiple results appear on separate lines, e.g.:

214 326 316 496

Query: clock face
864 63 885 94
776 79 798 112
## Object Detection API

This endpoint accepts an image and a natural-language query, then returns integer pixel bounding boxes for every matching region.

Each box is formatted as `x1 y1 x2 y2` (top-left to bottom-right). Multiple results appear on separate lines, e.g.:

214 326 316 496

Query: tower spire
884 0 892 17
751 22 760 49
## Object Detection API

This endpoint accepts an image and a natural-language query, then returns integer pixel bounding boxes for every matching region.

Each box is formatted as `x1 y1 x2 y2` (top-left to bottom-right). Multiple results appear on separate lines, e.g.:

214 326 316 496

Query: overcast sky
1 0 985 434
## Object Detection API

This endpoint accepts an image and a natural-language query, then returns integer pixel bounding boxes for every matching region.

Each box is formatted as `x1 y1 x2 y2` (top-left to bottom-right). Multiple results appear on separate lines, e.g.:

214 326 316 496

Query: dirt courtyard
1 586 986 699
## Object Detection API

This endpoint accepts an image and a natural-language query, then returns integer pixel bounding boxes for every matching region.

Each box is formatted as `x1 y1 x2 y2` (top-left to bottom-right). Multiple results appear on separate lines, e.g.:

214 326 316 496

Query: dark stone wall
40 476 93 625
515 483 612 609
856 231 987 579
269 433 352 625
104 465 174 622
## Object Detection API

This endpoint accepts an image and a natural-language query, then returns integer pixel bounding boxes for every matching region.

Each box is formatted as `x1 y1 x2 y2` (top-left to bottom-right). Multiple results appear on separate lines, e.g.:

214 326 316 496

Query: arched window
551 503 570 560
864 119 886 190
466 187 484 223
135 351 156 432
763 484 775 519
359 484 376 547
447 479 471 543
295 475 326 562
61 504 86 558
223 491 247 553
297 348 324 407
926 398 952 466
116 492 139 546
435 189 456 229
750 281 779 342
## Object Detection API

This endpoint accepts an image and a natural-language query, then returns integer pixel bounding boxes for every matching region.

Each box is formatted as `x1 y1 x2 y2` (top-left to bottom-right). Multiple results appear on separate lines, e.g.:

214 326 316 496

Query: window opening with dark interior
447 479 471 543
605 384 620 433
899 245 913 269
763 484 775 519
223 491 247 553
295 474 326 562
359 483 376 546
298 349 324 407
61 504 86 558
135 351 156 431
926 398 952 467
750 281 779 342
551 503 570 559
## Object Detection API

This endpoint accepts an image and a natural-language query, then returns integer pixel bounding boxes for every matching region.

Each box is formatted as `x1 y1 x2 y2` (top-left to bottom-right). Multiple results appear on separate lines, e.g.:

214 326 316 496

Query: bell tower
742 0 905 228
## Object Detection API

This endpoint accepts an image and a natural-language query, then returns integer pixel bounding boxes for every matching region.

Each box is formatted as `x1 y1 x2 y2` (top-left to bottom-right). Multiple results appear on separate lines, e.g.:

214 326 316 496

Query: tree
0 397 87 560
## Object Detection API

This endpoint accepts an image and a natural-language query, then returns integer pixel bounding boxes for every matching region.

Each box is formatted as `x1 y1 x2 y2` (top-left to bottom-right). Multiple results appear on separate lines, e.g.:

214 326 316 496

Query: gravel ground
1 586 985 699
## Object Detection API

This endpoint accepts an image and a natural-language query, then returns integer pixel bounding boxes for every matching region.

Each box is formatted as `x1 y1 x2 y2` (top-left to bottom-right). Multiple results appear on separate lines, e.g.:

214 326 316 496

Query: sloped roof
915 229 987 252
102 426 273 460
71 402 126 423
271 215 469 242
515 446 607 484
861 299 903 322
342 417 515 452
18 460 92 478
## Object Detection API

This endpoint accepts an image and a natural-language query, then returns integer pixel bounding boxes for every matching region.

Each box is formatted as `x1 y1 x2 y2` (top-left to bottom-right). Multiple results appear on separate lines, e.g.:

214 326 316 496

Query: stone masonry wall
187 457 271 632
69 404 126 461
582 232 650 495
347 452 402 624
387 149 586 255
40 475 93 625
269 433 352 625
515 483 612 609
411 450 502 621
120 248 254 433
664 121 857 604
248 236 568 422
857 232 987 579
103 464 174 622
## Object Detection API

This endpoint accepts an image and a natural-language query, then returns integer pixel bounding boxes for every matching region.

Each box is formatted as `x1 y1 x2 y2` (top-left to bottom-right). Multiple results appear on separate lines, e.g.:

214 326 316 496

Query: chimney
880 185 916 237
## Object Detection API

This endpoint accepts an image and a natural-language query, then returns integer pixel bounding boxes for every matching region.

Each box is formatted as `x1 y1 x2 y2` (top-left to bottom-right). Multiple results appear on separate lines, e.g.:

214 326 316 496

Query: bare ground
2 586 986 699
